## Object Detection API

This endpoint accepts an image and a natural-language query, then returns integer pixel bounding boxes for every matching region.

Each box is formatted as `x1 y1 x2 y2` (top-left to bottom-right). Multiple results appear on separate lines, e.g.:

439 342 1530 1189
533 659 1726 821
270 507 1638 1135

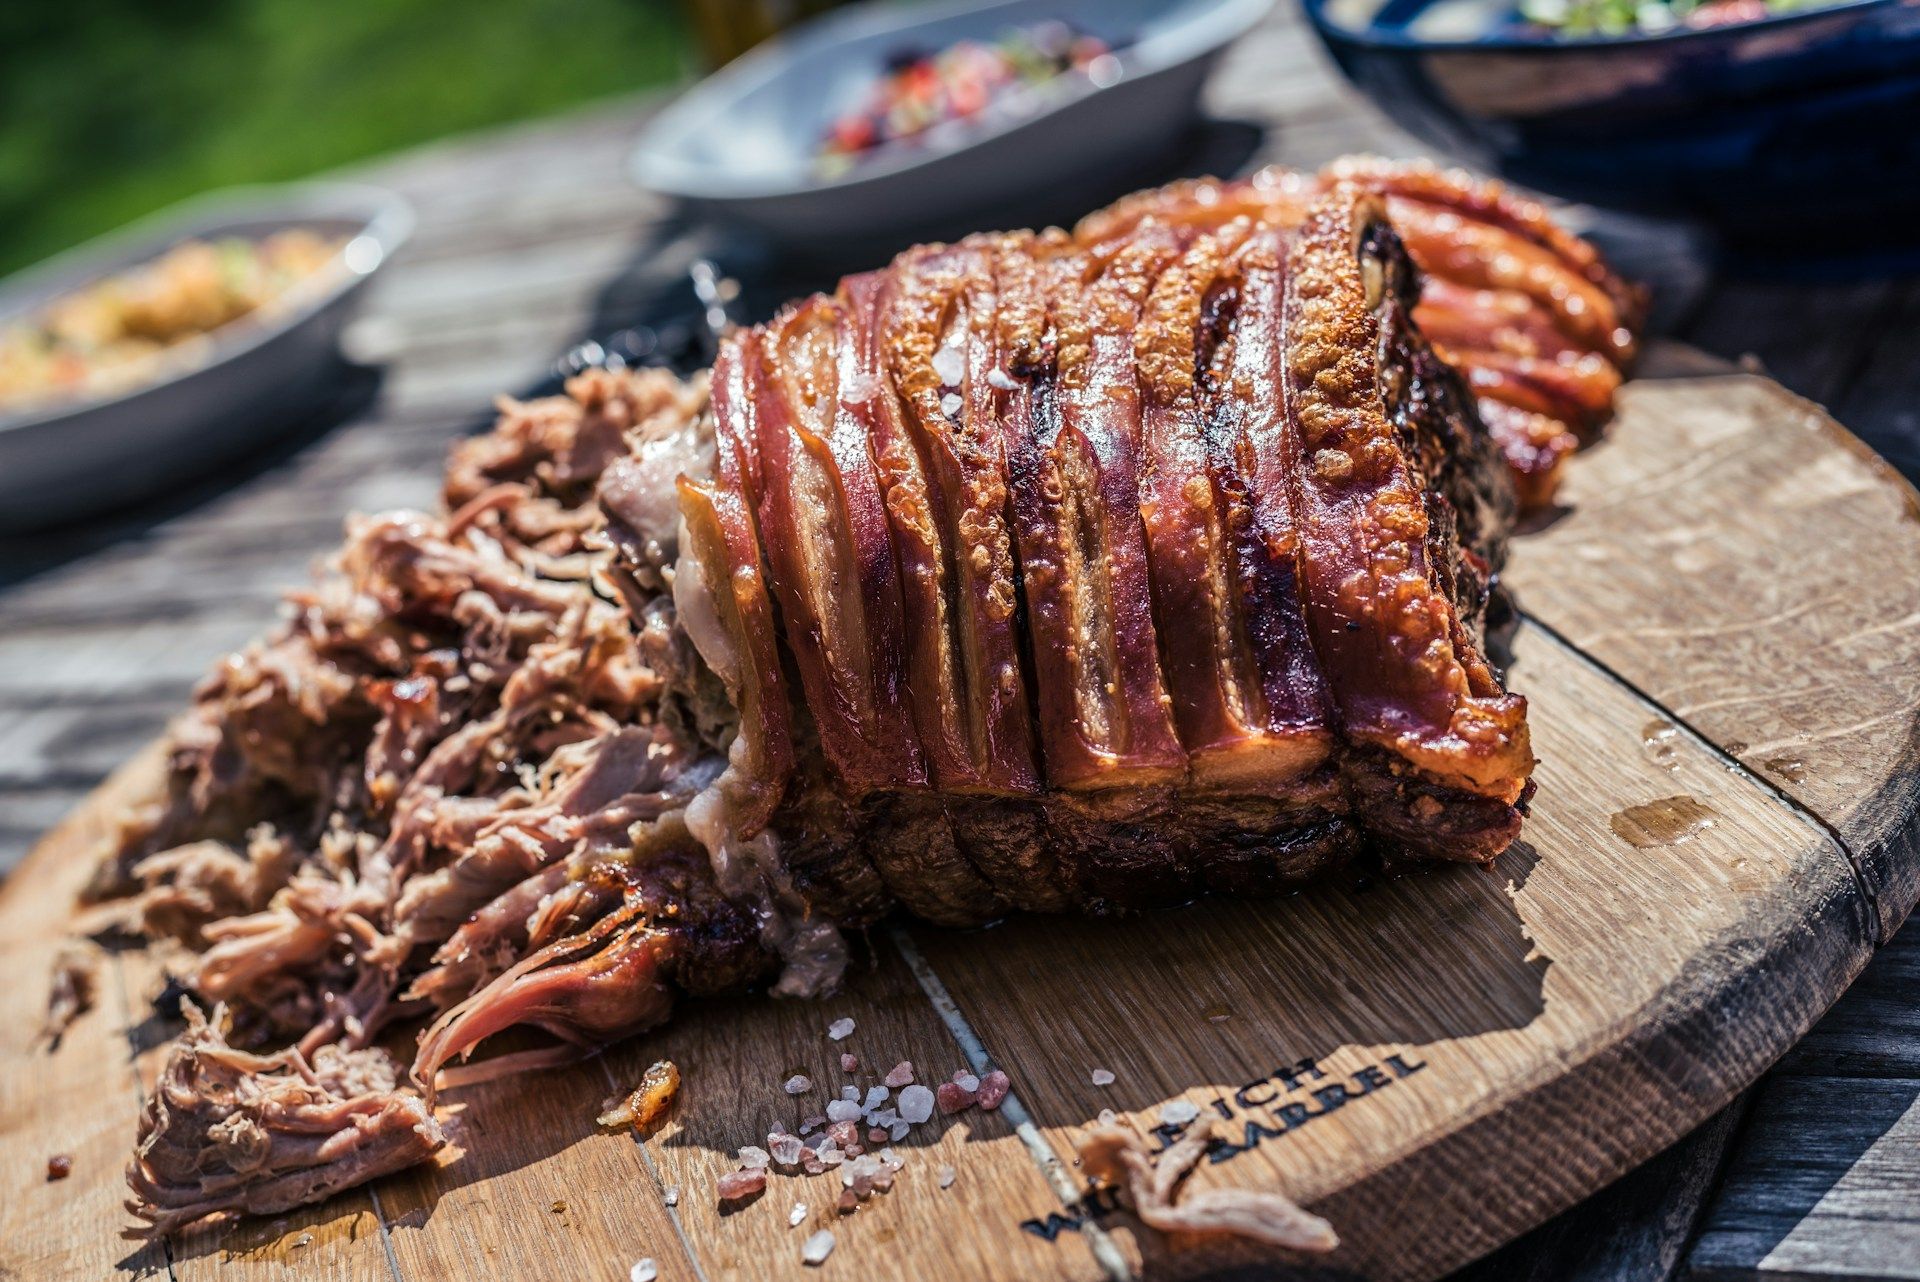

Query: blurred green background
0 0 696 277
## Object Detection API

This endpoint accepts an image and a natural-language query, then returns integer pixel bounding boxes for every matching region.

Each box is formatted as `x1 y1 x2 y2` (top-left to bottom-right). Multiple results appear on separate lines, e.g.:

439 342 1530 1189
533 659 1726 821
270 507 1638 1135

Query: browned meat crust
688 183 1532 927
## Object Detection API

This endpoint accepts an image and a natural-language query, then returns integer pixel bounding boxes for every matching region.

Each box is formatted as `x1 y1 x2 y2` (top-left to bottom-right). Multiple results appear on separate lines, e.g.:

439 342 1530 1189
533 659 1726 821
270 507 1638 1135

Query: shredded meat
126 1002 444 1238
41 939 101 1050
1078 1118 1338 1253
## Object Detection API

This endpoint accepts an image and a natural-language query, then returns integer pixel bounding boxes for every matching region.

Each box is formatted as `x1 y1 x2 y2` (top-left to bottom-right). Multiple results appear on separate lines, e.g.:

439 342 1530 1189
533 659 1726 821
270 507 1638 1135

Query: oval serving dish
631 0 1273 250
0 182 412 533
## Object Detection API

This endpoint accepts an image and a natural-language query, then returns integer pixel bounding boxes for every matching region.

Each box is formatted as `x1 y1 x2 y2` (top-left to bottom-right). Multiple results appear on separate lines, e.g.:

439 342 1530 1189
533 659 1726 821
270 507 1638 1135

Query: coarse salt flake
863 1085 890 1110
936 1081 975 1114
931 346 964 385
1091 1068 1116 1087
952 1071 980 1093
664 1185 680 1206
827 1017 856 1041
783 1074 812 1095
802 1228 836 1265
739 1145 770 1169
896 1083 935 1124
827 1099 862 1123
717 1168 766 1201
771 1135 805 1166
938 1164 957 1189
1160 1099 1201 1126
789 1201 809 1227
940 392 963 417
987 367 1019 390
631 1259 658 1282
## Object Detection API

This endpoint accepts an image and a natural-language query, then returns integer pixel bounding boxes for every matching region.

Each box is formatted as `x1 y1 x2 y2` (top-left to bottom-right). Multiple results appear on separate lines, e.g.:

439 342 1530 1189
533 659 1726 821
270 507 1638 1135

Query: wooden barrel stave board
1 344 1914 1281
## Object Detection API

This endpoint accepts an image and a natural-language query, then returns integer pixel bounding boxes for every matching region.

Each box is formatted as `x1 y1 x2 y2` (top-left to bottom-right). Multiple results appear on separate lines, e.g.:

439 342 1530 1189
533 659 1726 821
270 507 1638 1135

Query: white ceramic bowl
631 0 1273 248
0 182 412 533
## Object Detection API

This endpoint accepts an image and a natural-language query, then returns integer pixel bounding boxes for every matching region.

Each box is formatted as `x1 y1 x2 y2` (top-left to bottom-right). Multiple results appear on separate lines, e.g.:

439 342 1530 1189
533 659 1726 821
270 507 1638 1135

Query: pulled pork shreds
41 938 102 1049
598 1059 681 1131
127 1002 444 1238
1076 1118 1338 1254
95 368 785 1236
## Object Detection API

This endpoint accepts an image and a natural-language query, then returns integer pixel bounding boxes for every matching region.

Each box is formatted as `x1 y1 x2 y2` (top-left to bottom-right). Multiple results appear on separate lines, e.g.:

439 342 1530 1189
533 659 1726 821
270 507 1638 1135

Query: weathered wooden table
3 7 1915 1279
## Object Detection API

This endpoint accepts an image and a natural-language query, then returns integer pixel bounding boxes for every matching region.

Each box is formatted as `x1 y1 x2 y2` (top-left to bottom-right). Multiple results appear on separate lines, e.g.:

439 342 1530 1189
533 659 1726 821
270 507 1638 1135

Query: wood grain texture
0 749 171 1282
911 623 1870 1281
1688 1077 1920 1281
1505 343 1920 943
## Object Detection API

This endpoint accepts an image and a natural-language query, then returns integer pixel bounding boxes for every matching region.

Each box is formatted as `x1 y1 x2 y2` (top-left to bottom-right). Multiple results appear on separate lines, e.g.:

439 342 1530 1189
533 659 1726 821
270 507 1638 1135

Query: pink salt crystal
952 1070 981 1093
977 1070 1010 1110
897 1083 935 1123
783 1074 812 1095
827 1120 860 1149
827 1017 856 1041
739 1145 771 1169
840 1053 859 1072
935 1081 976 1114
1091 1068 1116 1087
884 1061 914 1089
770 1135 805 1166
716 1168 766 1201
801 1114 827 1132
837 1188 858 1214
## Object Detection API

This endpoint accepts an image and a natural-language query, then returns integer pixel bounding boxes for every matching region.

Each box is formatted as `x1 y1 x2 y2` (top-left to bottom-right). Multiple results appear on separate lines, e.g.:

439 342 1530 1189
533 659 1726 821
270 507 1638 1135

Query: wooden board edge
1320 824 1874 1281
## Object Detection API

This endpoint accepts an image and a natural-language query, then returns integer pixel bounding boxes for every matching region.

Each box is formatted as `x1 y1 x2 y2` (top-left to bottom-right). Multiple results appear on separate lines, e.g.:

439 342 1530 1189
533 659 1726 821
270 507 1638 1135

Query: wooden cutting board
3 343 1917 1282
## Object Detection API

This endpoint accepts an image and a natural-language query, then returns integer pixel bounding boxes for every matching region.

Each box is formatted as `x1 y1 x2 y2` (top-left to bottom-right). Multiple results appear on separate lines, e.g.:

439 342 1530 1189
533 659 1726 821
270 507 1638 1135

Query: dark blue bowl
1302 0 1920 253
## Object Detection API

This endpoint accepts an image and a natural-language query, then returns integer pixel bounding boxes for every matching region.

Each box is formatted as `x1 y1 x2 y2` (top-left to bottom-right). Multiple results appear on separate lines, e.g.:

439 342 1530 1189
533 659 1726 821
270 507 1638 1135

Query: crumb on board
1077 1117 1337 1253
598 1060 680 1131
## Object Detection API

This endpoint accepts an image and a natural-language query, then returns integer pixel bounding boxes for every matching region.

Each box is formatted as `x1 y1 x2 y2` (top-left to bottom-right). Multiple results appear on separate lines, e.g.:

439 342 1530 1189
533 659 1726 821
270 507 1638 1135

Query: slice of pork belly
735 306 925 795
1135 216 1336 795
872 241 1074 910
1280 183 1533 854
995 230 1187 793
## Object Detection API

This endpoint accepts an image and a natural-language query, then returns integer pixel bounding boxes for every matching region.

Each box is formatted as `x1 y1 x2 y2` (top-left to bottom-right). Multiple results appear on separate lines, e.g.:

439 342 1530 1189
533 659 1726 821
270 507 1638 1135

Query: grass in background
0 0 693 277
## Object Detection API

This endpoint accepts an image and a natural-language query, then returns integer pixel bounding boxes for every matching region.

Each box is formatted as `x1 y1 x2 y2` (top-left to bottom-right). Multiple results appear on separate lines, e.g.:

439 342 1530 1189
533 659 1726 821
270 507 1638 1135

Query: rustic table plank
1688 1077 1920 1281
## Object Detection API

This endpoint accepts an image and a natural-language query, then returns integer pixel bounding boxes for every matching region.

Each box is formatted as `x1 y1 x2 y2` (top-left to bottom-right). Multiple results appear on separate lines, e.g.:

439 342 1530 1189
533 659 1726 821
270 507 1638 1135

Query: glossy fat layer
685 164 1592 896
